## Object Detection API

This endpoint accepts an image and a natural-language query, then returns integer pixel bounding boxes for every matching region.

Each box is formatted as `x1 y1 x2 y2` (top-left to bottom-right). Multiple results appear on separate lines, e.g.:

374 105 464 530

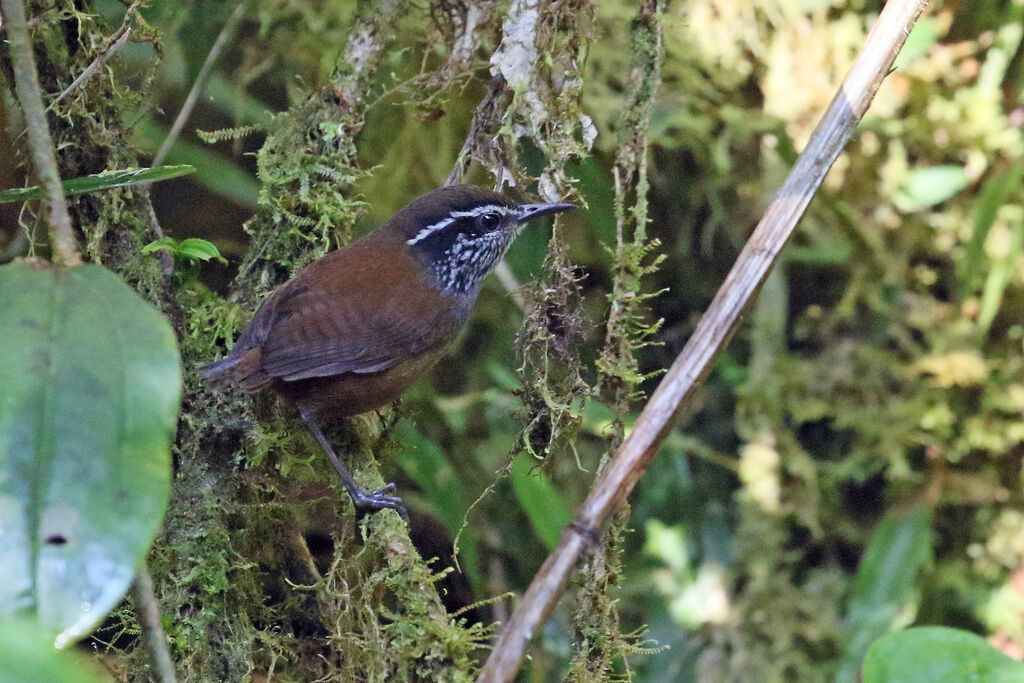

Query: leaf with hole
0 260 180 646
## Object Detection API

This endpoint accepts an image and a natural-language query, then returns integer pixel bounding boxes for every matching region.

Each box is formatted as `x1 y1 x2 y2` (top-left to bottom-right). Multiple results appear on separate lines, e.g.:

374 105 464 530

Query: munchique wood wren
204 184 574 518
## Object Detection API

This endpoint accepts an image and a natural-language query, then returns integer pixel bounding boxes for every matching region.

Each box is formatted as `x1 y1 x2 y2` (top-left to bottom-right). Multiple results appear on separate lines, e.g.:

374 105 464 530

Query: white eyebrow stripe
406 204 518 245
407 216 455 245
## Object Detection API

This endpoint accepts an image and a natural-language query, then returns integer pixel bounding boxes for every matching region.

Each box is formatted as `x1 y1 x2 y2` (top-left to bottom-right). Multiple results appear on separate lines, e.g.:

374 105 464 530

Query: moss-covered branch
568 1 665 677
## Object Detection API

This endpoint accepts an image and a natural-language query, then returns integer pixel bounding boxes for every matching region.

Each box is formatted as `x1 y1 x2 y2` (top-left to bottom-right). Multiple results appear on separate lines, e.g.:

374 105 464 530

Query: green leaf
510 456 573 551
783 242 853 265
175 238 228 263
893 165 970 212
140 238 178 255
978 221 1024 338
862 627 1024 683
0 617 107 682
143 237 228 264
0 166 196 204
0 261 180 646
835 504 932 683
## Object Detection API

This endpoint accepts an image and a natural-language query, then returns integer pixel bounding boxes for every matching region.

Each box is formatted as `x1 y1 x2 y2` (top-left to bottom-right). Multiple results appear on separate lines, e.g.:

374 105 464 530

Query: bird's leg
299 409 408 522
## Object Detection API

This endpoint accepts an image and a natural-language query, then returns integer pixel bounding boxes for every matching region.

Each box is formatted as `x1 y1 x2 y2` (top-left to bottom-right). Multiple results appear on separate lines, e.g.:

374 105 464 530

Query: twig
476 1 928 680
152 3 245 168
1 0 82 266
51 26 133 107
131 564 177 683
446 75 508 186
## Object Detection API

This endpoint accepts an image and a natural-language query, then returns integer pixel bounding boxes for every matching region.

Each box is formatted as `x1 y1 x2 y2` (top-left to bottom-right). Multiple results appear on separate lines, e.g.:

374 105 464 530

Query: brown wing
242 239 461 383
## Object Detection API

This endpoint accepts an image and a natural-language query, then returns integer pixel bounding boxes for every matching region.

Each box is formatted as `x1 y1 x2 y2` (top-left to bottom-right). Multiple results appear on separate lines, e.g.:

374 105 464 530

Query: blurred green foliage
3 0 1024 681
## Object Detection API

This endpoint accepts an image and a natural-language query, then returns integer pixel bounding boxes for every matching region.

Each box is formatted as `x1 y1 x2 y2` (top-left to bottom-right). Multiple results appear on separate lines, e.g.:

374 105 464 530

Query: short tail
201 348 271 391
202 355 239 379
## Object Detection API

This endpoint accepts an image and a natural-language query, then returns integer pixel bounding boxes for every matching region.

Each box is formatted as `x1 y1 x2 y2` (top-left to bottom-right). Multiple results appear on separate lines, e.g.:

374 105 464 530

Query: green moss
567 4 666 679
18 1 1024 681
3 2 499 680
597 0 666 409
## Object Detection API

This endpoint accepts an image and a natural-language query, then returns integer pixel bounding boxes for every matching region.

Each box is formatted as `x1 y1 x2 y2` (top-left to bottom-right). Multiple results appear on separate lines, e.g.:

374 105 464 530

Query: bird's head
398 185 574 296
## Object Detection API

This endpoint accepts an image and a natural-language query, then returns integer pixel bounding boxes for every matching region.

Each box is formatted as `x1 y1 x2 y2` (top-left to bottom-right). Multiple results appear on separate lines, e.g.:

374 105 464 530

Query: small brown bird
205 185 573 518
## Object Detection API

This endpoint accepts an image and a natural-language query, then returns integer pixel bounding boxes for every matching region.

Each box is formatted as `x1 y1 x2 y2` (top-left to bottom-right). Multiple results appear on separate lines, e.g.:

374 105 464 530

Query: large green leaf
0 260 180 646
862 627 1024 683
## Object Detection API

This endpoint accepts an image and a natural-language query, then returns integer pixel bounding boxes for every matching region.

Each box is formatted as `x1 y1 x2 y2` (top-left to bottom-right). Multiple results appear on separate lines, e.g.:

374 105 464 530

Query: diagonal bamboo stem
477 1 928 680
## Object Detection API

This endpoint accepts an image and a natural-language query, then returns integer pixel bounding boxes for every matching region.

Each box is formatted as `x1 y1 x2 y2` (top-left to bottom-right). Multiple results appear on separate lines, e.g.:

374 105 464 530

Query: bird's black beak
516 202 575 223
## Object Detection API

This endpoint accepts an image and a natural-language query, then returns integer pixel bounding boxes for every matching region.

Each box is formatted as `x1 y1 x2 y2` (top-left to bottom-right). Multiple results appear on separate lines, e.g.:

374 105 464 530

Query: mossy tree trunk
1 0 665 680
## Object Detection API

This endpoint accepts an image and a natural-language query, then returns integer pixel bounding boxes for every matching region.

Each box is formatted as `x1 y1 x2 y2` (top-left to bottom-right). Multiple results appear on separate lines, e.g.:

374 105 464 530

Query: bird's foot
351 482 409 524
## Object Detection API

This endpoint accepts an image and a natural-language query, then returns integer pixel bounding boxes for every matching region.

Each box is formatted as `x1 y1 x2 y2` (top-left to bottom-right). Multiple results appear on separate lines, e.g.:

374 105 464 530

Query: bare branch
51 26 133 108
477 0 929 680
1 0 81 266
153 3 245 168
131 564 177 683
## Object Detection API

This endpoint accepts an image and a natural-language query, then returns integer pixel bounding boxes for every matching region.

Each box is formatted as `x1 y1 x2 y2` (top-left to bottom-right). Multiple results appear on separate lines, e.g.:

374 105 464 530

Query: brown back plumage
203 184 572 419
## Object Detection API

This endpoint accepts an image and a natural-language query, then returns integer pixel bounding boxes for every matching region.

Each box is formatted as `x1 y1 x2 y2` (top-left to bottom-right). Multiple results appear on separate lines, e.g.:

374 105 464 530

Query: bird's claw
351 482 408 524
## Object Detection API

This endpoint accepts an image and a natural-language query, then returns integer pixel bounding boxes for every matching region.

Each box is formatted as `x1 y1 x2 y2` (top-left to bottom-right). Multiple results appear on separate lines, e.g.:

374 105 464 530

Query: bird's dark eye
477 212 501 231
